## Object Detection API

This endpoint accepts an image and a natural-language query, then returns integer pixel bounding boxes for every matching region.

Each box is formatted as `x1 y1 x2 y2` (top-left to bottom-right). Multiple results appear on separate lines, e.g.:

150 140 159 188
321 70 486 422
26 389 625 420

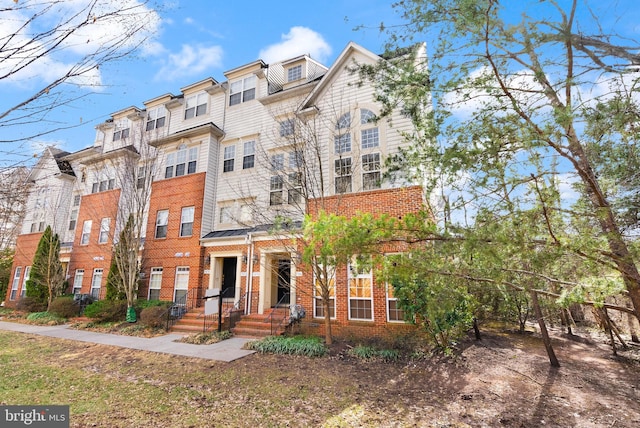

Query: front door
276 259 290 306
221 257 237 299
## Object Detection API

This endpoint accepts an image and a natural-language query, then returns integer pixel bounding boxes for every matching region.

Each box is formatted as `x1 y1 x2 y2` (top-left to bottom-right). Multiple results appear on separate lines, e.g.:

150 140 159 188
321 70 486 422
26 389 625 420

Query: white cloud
0 0 161 89
155 44 224 81
258 27 331 63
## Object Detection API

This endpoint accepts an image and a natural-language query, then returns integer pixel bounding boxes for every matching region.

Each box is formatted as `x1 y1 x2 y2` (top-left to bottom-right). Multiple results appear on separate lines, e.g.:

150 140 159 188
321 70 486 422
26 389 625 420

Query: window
68 209 78 231
288 172 302 204
387 282 405 322
243 141 255 169
271 153 284 171
287 64 302 82
73 195 81 206
270 176 283 206
335 158 352 194
362 153 381 190
313 265 336 319
336 112 351 130
174 266 190 303
113 119 130 141
92 178 115 193
279 119 294 137
219 206 233 224
239 204 252 223
348 259 373 320
289 151 302 169
223 145 235 173
80 220 92 245
10 267 21 300
180 206 194 237
20 266 30 297
137 166 145 189
165 145 198 178
229 75 256 106
30 223 37 233
185 93 207 119
146 106 166 131
73 269 84 295
90 268 103 300
361 128 380 149
148 267 163 300
334 133 351 154
99 218 110 244
361 109 379 149
155 210 168 238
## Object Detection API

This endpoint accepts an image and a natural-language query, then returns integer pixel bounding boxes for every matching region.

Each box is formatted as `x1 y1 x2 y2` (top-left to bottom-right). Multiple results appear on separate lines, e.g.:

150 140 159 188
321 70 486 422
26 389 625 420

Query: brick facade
7 42 427 341
4 233 42 306
140 173 206 304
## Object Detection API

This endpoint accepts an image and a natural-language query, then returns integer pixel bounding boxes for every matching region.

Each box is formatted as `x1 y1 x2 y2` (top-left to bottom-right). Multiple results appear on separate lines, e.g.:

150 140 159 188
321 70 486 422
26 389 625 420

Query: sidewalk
0 321 255 362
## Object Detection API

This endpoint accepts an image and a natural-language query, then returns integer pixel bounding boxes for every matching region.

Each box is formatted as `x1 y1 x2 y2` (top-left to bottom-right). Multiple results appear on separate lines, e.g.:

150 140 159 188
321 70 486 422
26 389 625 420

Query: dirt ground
3 322 640 427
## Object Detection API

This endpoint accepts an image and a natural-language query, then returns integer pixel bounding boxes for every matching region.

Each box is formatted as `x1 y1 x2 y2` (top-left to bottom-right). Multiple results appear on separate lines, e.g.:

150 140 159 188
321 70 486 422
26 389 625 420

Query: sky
0 0 403 165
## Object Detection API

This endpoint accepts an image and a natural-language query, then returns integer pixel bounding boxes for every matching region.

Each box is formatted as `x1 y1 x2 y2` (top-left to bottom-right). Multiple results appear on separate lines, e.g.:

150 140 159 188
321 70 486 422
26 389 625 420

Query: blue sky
0 0 402 165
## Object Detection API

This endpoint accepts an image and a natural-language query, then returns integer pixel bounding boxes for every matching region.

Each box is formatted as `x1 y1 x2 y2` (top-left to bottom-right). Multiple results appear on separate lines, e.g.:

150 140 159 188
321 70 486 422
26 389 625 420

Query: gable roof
299 42 381 111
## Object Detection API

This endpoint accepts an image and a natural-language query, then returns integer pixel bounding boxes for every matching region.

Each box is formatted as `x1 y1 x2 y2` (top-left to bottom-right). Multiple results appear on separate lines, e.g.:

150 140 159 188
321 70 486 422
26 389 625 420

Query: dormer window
185 93 207 119
146 106 166 131
113 119 130 141
287 64 302 82
229 75 256 106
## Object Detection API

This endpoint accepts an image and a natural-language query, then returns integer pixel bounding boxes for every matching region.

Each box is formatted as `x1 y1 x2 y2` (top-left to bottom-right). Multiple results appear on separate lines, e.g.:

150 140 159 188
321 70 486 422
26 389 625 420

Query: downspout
245 232 253 314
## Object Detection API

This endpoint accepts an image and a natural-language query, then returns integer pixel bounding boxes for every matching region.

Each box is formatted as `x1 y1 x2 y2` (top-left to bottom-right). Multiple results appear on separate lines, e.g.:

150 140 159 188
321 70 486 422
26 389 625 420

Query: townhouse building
5 42 427 338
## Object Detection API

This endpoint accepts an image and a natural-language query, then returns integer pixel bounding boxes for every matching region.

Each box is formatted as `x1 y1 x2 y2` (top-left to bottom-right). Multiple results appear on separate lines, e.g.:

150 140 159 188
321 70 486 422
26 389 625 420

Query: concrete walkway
0 321 255 362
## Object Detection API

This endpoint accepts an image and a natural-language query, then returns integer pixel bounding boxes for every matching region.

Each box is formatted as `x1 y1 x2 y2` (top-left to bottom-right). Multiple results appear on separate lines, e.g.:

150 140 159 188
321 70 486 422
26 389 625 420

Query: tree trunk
567 137 640 322
323 298 333 345
530 290 560 368
473 317 481 340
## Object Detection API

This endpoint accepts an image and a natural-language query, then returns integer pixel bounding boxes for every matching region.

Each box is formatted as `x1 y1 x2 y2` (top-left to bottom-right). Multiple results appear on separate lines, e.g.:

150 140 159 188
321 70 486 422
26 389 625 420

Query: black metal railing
200 291 248 333
163 288 199 331
266 292 290 335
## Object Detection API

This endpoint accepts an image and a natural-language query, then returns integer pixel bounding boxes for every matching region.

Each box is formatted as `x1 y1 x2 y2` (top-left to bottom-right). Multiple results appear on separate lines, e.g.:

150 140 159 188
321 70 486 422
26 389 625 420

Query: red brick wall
295 186 425 338
307 185 425 218
4 233 42 306
141 173 206 304
66 189 120 297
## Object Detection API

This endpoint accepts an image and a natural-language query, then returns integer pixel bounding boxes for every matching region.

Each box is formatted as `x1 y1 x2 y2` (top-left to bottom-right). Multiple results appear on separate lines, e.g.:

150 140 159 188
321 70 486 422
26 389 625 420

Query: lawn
1 328 639 427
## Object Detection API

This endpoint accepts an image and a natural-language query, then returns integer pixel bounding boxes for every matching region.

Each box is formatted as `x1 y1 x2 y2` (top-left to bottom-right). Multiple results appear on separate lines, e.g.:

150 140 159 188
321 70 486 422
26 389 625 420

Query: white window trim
81 220 92 245
73 269 84 295
223 145 235 173
173 266 190 302
148 267 163 300
313 265 336 320
99 218 110 244
347 258 374 321
91 268 103 300
180 206 195 237
10 267 22 300
20 266 31 298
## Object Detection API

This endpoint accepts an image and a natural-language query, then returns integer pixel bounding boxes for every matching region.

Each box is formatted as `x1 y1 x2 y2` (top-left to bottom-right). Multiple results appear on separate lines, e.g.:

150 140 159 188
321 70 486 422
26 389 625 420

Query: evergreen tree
26 226 64 309
105 254 126 301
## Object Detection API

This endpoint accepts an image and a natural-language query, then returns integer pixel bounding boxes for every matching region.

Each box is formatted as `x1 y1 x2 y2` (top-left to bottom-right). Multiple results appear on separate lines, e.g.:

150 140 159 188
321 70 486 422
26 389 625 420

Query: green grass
348 344 400 362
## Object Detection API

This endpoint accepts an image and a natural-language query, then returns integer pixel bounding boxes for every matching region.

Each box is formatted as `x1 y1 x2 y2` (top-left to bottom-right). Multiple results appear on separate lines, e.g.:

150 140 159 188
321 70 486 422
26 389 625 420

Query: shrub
48 296 80 318
246 335 327 357
139 306 169 328
16 296 46 313
348 345 401 362
26 311 65 325
177 331 232 345
83 300 127 322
